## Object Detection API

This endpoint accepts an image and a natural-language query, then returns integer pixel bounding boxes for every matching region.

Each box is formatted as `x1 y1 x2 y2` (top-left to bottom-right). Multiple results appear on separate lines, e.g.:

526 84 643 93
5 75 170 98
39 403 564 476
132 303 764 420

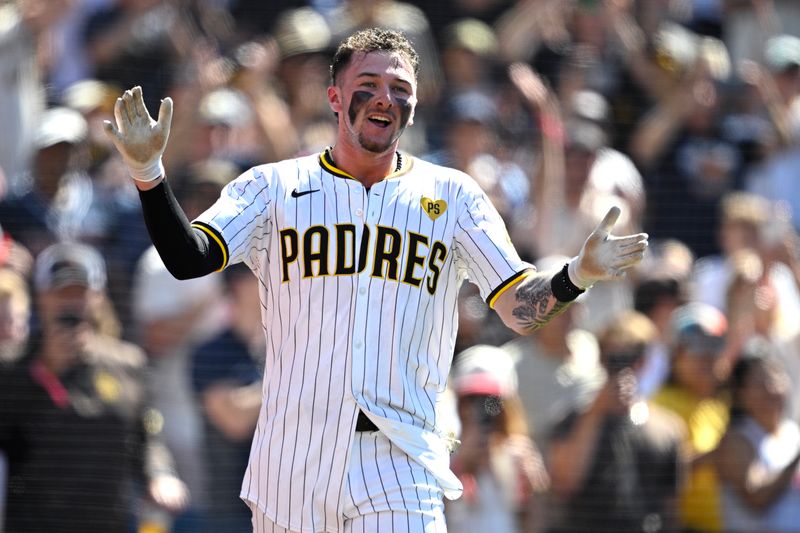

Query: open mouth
367 115 392 128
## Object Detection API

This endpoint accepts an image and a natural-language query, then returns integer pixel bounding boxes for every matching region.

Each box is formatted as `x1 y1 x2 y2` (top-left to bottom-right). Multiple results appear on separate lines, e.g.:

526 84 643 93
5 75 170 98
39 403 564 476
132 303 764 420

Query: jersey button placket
351 189 369 401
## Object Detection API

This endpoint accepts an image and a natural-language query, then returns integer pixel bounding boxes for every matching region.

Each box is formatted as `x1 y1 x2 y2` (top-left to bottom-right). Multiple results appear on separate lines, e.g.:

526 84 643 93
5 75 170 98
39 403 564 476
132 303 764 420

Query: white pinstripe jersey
193 149 531 532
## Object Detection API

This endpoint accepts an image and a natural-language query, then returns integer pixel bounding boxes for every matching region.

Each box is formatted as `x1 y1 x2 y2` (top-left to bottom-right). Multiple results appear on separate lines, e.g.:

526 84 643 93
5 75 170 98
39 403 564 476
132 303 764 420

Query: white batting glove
103 86 173 183
567 206 648 289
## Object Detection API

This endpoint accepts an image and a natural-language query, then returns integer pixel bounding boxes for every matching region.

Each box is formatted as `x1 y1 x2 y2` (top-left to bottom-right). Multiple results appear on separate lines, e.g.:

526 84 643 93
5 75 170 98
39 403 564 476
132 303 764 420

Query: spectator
191 263 265 533
446 344 549 533
736 34 800 150
0 0 70 188
0 107 92 256
724 1 800 68
82 0 227 114
439 18 499 96
270 7 334 155
633 239 694 398
714 337 800 532
742 35 800 230
692 192 800 342
652 302 730 532
548 310 686 533
0 242 188 532
630 31 738 258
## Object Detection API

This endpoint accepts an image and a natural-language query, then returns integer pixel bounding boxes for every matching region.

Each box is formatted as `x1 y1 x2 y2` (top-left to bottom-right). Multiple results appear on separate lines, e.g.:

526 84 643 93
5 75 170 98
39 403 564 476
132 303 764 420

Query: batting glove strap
552 262 587 302
126 157 165 183
567 257 595 290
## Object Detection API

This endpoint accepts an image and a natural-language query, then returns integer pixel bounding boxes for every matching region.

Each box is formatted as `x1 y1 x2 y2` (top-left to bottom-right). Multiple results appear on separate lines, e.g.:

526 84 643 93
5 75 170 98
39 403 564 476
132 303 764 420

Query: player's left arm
493 206 648 335
492 268 571 334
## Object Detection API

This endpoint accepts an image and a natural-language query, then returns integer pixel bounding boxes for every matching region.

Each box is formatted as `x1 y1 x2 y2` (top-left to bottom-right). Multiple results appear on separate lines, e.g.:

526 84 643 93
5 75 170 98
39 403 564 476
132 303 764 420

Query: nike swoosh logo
291 188 319 198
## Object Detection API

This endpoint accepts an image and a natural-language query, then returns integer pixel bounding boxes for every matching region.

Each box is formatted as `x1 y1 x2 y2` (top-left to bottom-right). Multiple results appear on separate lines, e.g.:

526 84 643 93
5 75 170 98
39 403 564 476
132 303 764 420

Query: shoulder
228 155 320 193
408 157 494 214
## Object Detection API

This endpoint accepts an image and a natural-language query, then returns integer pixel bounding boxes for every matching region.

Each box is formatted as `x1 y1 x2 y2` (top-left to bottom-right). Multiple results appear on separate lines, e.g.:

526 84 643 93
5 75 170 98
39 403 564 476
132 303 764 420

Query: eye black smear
397 97 412 128
348 91 372 126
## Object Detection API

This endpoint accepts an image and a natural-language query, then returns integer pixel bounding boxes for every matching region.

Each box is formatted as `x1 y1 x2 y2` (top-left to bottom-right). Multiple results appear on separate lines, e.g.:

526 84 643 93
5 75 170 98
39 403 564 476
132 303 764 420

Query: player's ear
327 86 342 115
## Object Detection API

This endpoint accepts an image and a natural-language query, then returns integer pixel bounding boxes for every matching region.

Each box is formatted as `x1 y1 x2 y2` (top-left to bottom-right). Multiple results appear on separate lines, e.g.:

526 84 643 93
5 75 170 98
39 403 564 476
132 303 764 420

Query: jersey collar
318 147 414 182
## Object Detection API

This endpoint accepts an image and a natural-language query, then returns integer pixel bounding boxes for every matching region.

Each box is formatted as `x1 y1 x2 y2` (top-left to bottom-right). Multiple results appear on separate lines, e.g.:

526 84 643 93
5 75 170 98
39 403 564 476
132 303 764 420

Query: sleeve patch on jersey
421 198 447 220
192 222 229 272
487 269 532 309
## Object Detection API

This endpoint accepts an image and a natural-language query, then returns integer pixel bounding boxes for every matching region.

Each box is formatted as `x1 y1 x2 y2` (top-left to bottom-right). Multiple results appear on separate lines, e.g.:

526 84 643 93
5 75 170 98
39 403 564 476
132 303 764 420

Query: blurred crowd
1 0 800 531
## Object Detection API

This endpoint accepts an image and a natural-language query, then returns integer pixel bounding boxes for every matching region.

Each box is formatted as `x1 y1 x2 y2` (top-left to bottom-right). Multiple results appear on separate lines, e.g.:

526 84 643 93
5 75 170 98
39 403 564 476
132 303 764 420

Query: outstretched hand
568 206 648 288
103 86 173 182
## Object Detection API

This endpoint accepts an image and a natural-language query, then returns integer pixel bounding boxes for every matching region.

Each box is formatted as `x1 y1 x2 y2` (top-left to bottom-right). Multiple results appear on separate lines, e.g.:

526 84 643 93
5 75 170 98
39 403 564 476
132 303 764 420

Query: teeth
369 116 390 123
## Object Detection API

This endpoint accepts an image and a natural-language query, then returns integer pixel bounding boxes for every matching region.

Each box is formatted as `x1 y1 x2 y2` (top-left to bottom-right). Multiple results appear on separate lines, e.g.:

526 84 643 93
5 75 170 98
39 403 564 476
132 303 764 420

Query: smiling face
328 51 417 155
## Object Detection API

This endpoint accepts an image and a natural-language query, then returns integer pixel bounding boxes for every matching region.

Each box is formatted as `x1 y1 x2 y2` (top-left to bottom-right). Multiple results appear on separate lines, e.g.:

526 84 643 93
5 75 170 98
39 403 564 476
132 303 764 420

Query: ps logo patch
421 197 447 220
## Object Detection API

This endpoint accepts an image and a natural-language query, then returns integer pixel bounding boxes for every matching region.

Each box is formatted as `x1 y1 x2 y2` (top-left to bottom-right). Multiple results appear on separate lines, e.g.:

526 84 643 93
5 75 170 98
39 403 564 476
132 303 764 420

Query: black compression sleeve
138 180 225 279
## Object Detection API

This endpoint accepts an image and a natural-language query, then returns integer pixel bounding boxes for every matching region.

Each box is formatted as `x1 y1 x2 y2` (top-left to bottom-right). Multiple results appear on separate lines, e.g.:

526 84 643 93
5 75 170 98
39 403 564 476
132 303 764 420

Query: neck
330 143 399 188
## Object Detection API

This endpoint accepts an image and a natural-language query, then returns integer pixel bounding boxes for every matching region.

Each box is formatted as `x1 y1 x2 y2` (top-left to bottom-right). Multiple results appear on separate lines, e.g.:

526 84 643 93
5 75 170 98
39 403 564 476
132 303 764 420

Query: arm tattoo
511 274 571 332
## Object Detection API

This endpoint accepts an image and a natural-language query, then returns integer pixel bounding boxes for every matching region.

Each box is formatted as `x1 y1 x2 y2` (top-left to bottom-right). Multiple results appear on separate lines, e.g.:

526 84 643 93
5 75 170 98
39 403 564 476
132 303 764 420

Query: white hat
451 344 517 398
32 107 88 149
199 89 252 127
34 242 106 292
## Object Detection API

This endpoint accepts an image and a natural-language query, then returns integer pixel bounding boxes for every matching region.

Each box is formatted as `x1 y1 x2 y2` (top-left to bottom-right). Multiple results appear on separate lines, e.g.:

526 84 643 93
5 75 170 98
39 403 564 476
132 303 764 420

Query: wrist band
128 158 165 183
551 263 586 302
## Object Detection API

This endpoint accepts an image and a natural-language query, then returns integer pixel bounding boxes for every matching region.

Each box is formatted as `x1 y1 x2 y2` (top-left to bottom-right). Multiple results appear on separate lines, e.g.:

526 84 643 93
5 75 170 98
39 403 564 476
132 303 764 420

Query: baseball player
104 28 648 533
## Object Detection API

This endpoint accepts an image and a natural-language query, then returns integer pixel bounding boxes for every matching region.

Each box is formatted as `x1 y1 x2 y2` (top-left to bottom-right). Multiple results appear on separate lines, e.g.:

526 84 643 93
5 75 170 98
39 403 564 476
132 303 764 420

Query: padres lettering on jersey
193 149 530 532
277 224 447 294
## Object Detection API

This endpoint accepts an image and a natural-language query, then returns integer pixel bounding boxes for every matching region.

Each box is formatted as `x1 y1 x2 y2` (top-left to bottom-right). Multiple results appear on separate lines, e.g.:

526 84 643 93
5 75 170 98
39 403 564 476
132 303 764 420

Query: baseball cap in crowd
33 242 107 293
442 18 498 57
451 344 517 398
62 80 120 115
199 88 252 128
764 34 800 72
445 91 497 126
668 302 727 354
274 7 331 60
32 107 88 150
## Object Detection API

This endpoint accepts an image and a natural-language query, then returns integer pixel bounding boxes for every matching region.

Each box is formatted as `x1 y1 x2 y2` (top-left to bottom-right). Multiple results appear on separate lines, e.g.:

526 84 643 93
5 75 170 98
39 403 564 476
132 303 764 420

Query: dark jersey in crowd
0 335 174 533
549 407 683 533
192 328 263 533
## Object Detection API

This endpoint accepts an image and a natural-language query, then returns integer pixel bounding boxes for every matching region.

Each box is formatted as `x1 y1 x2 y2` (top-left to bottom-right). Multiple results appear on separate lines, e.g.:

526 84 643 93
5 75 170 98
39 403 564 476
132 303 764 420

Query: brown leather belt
355 411 379 432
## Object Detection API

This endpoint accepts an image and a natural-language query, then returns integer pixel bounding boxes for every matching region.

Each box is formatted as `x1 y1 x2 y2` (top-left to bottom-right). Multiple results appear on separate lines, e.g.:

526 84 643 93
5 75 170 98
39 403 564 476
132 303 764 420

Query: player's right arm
104 86 224 279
